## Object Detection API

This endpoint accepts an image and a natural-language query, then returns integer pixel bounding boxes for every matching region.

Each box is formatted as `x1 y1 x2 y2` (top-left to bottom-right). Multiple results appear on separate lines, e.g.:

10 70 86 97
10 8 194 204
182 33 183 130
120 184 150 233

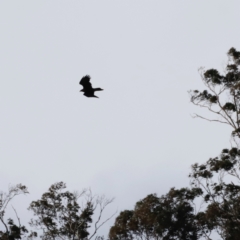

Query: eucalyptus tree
0 184 36 240
189 47 240 239
109 188 203 240
28 182 115 240
189 47 240 144
189 147 240 239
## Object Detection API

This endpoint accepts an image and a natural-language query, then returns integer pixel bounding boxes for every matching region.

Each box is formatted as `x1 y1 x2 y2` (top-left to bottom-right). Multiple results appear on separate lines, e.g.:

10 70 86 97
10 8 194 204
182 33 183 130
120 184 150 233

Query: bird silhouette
79 75 103 98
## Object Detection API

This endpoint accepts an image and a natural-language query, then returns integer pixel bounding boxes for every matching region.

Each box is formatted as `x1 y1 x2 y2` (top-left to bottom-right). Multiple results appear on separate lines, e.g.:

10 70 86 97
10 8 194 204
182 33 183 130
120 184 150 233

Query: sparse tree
189 47 240 239
189 147 240 239
189 47 240 145
0 184 37 240
28 182 115 240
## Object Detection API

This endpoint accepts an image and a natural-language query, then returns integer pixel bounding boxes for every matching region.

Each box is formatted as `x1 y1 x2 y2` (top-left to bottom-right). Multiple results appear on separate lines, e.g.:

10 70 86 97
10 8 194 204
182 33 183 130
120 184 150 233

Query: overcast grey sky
1 1 240 238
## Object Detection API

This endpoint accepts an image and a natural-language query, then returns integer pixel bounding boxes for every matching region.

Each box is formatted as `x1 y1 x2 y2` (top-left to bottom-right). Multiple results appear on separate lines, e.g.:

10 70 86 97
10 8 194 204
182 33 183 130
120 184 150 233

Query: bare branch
12 205 21 227
0 216 9 234
192 114 229 125
89 197 115 240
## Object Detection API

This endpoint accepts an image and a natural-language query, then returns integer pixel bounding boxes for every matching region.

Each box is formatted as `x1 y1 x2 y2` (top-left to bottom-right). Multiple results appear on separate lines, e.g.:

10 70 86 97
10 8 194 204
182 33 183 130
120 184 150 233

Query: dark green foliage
0 182 113 240
28 182 114 240
109 47 240 240
190 47 240 139
224 48 240 87
109 188 203 240
0 184 37 240
223 102 236 112
228 47 240 65
28 182 94 240
231 127 240 137
189 49 240 238
191 90 218 104
0 219 30 240
204 69 223 85
189 147 240 239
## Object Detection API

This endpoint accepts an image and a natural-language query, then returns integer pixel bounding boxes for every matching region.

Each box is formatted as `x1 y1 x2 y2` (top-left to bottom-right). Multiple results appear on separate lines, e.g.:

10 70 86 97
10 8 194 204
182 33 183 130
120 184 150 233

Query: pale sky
0 1 240 238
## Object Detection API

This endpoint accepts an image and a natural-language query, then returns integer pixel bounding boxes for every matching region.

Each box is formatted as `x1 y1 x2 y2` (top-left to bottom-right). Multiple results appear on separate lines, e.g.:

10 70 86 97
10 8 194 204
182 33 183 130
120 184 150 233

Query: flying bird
79 75 103 98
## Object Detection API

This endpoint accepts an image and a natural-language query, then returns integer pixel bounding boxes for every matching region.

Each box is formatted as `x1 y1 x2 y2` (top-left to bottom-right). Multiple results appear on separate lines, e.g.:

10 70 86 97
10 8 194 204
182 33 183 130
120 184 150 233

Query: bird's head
80 89 84 92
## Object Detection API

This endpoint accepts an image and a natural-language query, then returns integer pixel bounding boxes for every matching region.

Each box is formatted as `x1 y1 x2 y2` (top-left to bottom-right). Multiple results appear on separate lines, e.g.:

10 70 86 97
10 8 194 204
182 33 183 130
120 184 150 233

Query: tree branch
12 205 21 227
192 114 229 125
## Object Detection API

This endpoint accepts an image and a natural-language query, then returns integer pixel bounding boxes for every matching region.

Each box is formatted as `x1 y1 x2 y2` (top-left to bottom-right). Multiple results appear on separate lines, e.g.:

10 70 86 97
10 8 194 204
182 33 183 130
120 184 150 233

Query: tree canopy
0 182 114 240
109 188 203 240
109 47 240 240
0 184 36 240
189 47 240 142
28 182 114 240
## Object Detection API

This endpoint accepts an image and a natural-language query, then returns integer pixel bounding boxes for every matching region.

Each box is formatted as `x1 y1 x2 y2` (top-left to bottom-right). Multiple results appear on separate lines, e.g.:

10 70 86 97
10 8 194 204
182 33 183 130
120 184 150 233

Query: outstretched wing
80 75 92 90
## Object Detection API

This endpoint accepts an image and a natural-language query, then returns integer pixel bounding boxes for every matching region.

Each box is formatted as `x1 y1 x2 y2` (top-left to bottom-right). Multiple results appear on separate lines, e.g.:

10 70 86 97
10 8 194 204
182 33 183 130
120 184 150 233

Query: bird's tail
94 88 103 91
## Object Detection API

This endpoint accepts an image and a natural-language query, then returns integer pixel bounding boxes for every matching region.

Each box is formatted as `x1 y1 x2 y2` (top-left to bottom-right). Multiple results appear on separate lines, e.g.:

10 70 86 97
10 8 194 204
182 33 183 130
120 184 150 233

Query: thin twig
192 114 229 125
12 206 21 227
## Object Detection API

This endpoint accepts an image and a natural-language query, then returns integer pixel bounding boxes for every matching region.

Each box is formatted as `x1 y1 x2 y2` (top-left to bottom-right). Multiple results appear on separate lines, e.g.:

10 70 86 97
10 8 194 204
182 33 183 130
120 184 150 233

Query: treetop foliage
190 47 240 141
0 182 114 240
0 184 36 240
109 188 203 240
28 182 114 240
